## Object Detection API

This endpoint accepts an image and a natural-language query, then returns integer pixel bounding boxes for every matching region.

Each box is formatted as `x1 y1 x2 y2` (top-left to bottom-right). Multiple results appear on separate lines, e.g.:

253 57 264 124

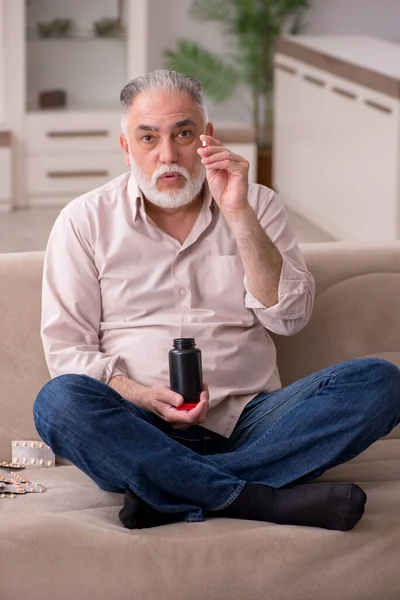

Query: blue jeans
33 358 400 522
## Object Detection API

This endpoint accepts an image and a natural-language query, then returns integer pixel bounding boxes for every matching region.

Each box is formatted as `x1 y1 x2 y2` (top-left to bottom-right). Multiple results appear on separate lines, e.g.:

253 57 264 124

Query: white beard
130 154 206 209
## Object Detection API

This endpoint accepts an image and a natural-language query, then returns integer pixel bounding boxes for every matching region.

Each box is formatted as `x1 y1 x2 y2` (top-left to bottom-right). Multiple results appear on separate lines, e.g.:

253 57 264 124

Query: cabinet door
26 112 122 154
274 55 400 241
27 153 126 196
273 58 325 208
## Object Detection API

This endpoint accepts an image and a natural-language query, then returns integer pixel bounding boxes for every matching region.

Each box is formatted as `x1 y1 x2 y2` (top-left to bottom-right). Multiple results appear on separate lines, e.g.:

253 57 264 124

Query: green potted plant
164 0 309 186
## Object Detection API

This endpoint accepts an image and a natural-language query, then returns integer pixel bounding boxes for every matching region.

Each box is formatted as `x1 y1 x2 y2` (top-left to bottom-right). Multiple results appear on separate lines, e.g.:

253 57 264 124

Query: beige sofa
1 243 400 600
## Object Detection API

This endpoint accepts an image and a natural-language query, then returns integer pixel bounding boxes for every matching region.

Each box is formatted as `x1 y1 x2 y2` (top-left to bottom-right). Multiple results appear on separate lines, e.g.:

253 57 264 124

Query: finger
195 398 209 424
197 145 227 158
200 134 224 147
201 150 243 166
205 158 247 174
161 383 210 424
183 397 209 424
166 397 207 421
160 404 191 423
199 388 209 403
154 386 184 408
168 398 209 428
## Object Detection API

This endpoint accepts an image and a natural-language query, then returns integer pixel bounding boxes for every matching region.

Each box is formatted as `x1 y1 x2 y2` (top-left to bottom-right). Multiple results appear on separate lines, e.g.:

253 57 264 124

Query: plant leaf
164 39 240 103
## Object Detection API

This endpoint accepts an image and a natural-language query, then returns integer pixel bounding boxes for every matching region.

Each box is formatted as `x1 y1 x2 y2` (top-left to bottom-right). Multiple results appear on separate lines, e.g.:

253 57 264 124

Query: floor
0 205 335 254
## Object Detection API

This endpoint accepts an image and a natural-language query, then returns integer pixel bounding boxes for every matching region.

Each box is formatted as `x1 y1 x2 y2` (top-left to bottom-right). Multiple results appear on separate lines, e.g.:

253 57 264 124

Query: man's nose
159 137 178 164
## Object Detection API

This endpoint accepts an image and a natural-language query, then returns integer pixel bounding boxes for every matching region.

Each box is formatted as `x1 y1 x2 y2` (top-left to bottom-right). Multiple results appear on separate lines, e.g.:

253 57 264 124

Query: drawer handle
303 74 325 87
275 63 297 76
364 100 392 114
46 130 110 138
332 87 357 100
47 170 109 178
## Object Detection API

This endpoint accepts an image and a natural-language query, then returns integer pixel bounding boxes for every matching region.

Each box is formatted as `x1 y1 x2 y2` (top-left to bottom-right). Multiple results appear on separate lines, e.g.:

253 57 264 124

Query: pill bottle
169 338 203 410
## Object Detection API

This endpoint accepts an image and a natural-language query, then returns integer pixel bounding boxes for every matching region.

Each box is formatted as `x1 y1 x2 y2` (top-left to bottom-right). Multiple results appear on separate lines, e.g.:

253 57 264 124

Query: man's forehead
129 89 203 124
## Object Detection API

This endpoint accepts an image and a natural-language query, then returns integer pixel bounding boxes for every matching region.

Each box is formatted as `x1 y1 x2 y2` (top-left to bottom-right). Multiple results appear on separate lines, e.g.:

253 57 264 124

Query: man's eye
142 135 155 143
178 130 191 138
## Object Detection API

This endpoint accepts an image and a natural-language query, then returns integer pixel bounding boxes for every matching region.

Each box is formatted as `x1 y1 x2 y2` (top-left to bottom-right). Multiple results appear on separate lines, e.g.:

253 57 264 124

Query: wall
305 0 400 42
148 0 400 124
0 0 5 127
148 0 252 126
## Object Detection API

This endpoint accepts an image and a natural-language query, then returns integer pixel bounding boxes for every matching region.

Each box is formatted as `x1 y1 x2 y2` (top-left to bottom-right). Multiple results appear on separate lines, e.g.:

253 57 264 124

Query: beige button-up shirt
41 172 315 437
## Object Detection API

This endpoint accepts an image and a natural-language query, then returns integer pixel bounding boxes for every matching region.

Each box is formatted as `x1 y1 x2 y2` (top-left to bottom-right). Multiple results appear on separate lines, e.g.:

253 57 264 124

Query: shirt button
182 317 190 323
179 289 187 296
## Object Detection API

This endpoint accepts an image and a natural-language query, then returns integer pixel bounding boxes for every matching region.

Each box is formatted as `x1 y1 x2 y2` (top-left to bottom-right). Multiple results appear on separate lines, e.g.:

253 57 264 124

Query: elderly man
34 70 400 531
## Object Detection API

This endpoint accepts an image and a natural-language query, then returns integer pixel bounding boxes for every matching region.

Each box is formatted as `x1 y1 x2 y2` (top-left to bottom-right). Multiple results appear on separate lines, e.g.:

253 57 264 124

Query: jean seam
78 375 123 402
206 479 246 512
241 376 339 464
234 372 336 434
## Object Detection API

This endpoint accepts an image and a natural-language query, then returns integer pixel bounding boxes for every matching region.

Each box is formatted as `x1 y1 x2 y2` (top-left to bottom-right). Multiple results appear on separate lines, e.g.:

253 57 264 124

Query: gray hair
120 69 209 134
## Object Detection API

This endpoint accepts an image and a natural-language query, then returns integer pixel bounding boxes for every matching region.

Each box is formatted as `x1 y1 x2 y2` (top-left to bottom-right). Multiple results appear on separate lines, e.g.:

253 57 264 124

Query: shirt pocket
193 255 254 325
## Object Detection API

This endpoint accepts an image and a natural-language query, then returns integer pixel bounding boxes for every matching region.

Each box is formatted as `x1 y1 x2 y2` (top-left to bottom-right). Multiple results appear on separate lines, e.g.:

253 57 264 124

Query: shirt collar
128 173 216 221
127 175 143 222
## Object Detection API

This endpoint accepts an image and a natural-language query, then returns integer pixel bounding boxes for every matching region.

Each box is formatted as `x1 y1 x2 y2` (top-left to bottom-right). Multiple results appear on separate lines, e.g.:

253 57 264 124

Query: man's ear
120 134 131 167
206 122 214 137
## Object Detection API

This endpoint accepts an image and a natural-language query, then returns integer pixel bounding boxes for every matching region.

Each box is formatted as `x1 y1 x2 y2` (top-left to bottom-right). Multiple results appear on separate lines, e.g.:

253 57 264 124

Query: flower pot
257 146 273 189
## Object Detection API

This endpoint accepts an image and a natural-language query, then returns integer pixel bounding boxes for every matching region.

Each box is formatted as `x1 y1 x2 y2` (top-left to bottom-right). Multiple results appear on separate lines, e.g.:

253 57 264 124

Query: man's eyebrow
135 119 197 133
174 119 196 129
136 124 160 132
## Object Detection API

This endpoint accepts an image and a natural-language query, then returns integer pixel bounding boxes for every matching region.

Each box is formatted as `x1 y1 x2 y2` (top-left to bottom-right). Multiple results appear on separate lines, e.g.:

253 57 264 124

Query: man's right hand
108 375 209 429
146 384 210 430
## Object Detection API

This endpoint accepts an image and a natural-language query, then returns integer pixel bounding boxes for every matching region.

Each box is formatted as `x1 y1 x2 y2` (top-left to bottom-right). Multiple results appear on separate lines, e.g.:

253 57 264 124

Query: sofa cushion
1 451 400 600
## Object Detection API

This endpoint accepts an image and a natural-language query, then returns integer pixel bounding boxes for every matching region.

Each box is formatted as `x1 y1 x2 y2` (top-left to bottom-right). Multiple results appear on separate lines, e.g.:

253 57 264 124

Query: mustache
151 165 189 185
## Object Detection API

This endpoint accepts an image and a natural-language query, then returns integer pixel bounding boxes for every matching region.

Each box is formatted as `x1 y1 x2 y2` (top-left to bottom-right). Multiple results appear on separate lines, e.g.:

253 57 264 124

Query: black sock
210 482 367 531
119 489 185 529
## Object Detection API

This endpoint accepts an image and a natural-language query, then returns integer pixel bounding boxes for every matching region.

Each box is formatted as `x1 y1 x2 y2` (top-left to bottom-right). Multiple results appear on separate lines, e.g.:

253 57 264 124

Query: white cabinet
25 110 125 206
21 0 149 208
273 35 400 242
0 0 148 208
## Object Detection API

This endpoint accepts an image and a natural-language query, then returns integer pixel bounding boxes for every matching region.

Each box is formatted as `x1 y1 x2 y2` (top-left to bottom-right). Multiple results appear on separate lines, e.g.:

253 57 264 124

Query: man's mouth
158 172 183 183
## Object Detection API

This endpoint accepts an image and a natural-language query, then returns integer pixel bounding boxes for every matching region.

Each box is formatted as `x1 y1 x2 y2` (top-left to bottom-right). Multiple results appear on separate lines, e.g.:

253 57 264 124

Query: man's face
120 90 212 208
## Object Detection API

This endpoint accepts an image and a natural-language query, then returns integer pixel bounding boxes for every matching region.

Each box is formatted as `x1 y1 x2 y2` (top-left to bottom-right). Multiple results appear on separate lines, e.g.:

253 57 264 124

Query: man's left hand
198 135 250 218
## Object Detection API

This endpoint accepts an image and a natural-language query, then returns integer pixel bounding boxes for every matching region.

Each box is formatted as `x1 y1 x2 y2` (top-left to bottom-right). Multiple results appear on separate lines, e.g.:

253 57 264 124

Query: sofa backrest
1 243 400 460
0 252 49 460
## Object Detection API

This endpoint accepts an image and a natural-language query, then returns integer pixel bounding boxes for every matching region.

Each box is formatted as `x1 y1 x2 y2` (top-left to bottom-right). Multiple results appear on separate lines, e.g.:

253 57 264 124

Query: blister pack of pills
0 461 26 469
0 469 46 498
0 491 16 499
11 440 55 467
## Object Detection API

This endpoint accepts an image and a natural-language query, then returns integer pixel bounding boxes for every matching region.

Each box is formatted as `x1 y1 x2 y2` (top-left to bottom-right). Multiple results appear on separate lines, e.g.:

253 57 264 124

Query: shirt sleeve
41 208 127 383
244 185 315 336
